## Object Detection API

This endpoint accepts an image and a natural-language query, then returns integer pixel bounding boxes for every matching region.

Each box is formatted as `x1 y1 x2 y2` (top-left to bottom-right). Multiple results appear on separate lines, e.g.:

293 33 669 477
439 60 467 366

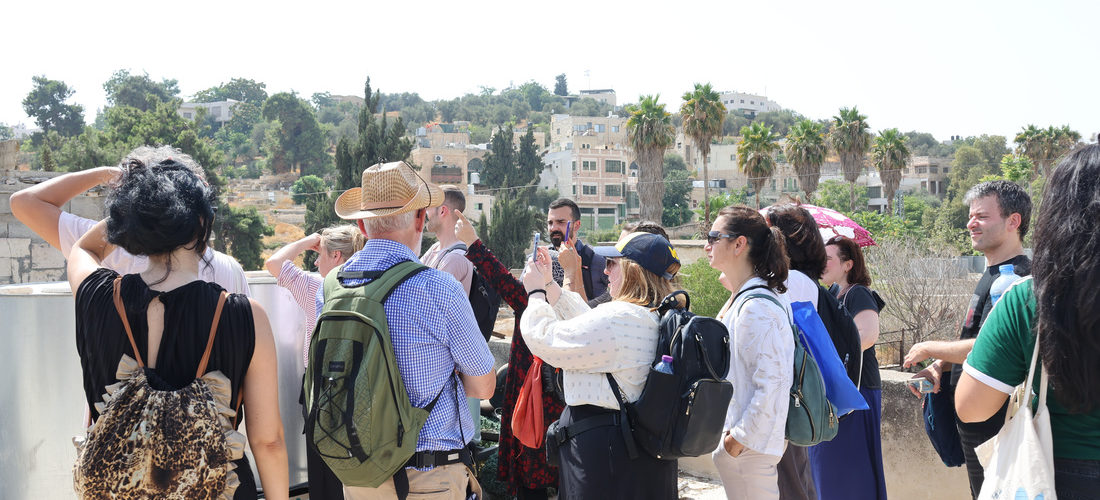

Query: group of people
9 141 1099 500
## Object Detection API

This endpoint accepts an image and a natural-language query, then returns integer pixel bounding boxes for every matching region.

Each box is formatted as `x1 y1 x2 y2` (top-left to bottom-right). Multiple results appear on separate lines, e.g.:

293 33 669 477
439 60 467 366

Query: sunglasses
706 231 738 245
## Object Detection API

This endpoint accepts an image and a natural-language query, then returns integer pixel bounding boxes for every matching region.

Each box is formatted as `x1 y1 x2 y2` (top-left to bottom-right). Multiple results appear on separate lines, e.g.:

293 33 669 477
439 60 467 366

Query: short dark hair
963 180 1032 239
549 198 580 221
107 159 215 260
826 235 871 287
438 185 466 213
766 204 827 281
623 220 670 241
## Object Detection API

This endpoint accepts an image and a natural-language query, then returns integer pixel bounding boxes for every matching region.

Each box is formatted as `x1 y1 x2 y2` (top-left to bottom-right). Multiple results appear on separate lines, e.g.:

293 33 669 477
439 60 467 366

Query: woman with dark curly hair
66 150 288 500
957 144 1100 498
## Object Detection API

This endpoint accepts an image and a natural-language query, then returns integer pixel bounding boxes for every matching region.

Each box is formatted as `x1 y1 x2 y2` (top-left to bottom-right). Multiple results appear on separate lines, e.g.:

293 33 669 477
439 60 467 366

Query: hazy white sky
4 0 1096 142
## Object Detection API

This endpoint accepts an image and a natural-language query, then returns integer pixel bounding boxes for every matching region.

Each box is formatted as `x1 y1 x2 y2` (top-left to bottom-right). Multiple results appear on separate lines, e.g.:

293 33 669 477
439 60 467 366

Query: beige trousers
712 439 786 500
342 463 481 500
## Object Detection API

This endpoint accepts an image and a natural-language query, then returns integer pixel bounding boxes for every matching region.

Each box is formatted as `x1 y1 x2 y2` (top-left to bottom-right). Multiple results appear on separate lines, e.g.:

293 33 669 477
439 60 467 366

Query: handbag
921 377 965 467
512 356 545 449
974 336 1056 500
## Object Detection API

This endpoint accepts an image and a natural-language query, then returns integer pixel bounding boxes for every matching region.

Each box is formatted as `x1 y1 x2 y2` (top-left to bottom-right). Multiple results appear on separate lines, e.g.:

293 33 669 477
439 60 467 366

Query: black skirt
556 405 678 500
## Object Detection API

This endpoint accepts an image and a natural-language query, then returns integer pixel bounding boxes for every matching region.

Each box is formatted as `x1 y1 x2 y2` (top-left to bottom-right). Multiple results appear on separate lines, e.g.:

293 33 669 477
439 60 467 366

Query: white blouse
520 290 660 410
723 277 795 457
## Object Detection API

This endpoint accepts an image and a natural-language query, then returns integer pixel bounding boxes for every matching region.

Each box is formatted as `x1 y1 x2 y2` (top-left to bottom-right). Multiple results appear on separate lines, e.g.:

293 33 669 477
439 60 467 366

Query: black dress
75 268 258 499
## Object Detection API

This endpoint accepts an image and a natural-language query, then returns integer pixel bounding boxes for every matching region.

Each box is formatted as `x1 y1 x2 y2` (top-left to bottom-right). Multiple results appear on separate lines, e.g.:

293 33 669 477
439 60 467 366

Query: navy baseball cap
593 232 680 280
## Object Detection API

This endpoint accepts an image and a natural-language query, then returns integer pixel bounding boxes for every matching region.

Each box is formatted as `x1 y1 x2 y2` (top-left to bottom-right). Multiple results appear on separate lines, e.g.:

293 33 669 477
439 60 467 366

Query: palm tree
871 128 910 215
626 95 675 222
784 119 826 202
1014 124 1043 177
828 107 872 212
680 83 726 227
737 122 780 208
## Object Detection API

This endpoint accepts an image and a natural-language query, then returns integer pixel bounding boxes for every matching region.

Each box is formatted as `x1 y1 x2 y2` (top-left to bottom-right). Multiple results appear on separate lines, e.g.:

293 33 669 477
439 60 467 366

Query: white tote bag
975 337 1056 500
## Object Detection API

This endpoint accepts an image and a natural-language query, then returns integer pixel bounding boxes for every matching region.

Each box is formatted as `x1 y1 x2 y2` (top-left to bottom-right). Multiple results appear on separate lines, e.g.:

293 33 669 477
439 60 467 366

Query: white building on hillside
719 91 780 117
178 99 239 123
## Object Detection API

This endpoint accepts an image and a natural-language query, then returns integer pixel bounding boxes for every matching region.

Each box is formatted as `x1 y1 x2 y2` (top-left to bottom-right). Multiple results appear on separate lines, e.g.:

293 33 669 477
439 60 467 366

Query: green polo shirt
963 277 1100 460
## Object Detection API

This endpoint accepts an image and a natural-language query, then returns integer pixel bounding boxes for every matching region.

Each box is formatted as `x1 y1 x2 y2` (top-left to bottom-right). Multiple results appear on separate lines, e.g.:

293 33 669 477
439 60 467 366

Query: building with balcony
718 91 780 117
178 99 239 123
540 147 637 231
548 114 629 152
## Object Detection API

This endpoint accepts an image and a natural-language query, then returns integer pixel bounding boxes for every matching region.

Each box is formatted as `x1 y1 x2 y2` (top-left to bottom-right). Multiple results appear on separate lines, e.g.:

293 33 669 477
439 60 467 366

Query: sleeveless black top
75 268 258 498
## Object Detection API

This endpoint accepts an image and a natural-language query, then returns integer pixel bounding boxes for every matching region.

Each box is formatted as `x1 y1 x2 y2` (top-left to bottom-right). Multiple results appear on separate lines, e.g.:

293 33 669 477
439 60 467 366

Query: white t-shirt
782 270 820 309
58 211 251 295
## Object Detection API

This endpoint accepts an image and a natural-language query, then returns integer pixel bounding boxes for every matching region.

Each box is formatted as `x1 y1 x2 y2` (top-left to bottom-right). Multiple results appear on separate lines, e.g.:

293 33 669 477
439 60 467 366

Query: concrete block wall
0 169 109 285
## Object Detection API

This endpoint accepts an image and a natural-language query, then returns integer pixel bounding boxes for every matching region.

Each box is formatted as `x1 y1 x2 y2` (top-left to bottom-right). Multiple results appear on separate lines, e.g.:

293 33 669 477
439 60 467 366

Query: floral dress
466 240 564 494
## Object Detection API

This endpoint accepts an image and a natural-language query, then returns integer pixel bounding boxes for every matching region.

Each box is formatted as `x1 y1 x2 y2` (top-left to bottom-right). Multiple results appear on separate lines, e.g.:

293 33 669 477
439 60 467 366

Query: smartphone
565 221 572 242
531 232 541 262
909 378 934 394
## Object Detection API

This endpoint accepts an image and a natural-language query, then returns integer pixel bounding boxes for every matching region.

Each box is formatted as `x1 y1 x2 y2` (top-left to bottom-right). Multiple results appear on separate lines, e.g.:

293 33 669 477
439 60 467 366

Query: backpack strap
113 277 144 368
736 292 792 324
604 373 640 460
196 291 229 377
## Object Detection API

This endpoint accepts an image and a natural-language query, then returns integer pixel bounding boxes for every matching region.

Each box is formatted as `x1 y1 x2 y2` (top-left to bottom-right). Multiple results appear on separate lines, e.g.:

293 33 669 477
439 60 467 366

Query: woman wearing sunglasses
519 232 682 499
705 205 795 499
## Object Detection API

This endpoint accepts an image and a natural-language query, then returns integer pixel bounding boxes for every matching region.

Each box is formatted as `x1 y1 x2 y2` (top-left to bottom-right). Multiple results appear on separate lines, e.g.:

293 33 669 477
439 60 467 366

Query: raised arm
243 300 289 500
10 166 120 250
67 220 116 293
263 233 320 279
455 211 528 311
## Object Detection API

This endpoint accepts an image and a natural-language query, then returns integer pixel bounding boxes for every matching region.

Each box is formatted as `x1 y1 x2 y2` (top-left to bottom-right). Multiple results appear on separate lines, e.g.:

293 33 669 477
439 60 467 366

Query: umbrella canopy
760 204 876 247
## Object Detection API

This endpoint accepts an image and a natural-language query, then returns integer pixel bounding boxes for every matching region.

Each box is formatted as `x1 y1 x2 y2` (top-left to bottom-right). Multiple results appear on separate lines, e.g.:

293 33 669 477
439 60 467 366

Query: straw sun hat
334 161 444 220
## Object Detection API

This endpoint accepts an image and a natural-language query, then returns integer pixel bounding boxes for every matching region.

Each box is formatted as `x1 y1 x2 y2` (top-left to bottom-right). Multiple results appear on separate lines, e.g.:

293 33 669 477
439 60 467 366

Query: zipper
793 391 816 439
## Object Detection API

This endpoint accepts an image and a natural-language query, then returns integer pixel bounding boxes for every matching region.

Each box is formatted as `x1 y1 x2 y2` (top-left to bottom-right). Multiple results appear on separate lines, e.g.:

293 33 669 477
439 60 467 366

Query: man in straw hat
331 161 495 500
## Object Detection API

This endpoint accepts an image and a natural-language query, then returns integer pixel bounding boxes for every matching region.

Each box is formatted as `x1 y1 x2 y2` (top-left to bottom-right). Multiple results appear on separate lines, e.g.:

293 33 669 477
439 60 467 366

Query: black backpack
441 244 501 342
816 285 864 386
607 290 733 460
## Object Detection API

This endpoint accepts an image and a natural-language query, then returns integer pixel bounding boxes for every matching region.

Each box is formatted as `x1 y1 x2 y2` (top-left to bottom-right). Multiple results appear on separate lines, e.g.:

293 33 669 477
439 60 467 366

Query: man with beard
903 180 1032 499
546 198 607 301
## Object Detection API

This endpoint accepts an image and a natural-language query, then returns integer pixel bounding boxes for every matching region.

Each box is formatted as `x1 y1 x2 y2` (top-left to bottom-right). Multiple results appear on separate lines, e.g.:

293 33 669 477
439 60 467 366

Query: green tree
291 175 330 205
999 154 1033 185
211 205 273 270
261 92 328 175
480 126 516 188
193 78 268 105
871 128 911 214
515 128 544 190
22 76 85 138
103 69 179 111
484 194 542 269
947 135 1008 201
694 188 753 227
40 144 58 171
828 107 872 212
664 153 687 172
554 74 569 97
737 122 780 208
662 169 694 226
678 259 725 318
816 179 868 213
567 98 612 117
754 110 802 136
784 119 826 202
0 123 12 141
627 95 675 222
681 83 726 226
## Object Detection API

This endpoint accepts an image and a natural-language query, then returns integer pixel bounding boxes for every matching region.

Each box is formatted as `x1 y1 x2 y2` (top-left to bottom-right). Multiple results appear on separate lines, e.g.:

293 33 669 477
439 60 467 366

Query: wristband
544 279 555 288
528 288 548 299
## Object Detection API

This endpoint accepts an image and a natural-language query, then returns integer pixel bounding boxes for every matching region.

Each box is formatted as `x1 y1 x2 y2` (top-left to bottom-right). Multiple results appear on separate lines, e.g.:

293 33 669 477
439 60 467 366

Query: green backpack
304 261 438 487
740 293 839 447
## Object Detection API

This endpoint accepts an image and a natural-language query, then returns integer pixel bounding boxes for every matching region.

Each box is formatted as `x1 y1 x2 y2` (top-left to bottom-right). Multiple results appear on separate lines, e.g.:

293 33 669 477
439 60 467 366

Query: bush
676 259 727 318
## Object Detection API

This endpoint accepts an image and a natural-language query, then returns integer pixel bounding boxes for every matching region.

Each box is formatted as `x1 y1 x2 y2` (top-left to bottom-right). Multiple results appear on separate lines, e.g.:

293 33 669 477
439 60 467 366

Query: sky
3 0 1096 143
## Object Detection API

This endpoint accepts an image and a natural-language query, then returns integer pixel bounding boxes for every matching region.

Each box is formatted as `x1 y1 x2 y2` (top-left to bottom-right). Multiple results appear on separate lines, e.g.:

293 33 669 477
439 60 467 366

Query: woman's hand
522 246 553 293
723 432 745 457
556 239 581 276
455 212 479 247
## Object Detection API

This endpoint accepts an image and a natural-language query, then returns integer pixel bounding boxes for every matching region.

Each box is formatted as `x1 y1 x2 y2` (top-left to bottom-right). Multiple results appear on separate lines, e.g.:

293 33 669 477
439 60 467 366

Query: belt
552 413 621 446
405 447 474 469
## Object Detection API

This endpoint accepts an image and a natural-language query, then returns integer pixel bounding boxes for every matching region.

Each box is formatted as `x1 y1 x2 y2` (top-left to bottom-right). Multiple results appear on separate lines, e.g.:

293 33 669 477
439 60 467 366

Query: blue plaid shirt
316 239 494 453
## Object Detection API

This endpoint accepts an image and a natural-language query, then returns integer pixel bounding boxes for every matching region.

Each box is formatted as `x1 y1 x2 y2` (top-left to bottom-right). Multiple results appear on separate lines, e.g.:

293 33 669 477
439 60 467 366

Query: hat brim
592 245 624 258
334 183 445 220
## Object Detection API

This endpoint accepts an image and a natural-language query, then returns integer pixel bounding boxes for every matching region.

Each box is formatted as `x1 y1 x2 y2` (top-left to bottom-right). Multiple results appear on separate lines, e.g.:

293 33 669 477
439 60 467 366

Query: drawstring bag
512 356 545 449
974 336 1056 500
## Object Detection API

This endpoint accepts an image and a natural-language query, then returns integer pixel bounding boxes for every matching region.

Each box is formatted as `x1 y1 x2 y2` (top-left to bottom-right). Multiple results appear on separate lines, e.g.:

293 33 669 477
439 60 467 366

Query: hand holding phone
531 232 541 262
909 378 934 394
565 221 572 243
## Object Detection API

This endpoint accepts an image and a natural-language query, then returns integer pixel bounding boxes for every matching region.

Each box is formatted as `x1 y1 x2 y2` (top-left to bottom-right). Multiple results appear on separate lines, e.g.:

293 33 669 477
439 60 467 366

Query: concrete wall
1 170 107 285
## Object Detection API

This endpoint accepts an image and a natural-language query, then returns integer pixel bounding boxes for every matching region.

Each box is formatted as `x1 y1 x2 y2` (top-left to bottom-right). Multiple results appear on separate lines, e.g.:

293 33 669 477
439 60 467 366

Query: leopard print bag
73 279 246 499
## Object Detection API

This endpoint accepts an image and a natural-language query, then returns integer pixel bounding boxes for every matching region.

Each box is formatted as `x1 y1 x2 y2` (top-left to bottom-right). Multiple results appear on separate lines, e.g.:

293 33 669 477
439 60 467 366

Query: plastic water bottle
654 355 674 375
989 264 1022 306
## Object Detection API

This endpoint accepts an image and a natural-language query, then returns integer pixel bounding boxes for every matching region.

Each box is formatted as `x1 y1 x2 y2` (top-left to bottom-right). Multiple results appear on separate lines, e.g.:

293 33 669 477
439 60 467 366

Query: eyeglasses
706 231 738 245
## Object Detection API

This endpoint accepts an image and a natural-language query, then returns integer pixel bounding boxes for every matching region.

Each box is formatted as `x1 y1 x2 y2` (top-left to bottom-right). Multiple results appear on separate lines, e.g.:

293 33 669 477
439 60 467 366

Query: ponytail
757 226 789 293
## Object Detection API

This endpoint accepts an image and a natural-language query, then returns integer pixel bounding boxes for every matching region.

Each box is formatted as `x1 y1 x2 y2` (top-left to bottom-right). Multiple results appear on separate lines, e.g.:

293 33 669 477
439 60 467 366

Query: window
605 160 623 173
868 186 882 198
573 185 577 195
572 160 576 171
731 154 736 161
740 99 744 103
581 143 592 149
582 184 597 195
942 167 950 173
594 124 606 133
476 203 483 210
605 184 622 197
573 125 587 132
611 126 619 133
582 160 597 171
929 167 939 174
